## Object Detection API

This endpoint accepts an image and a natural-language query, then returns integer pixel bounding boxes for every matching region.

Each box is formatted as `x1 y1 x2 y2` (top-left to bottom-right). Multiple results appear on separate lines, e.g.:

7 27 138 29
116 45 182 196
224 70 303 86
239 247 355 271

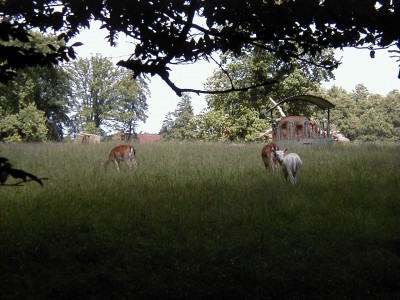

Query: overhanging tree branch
1 0 399 88
160 72 278 97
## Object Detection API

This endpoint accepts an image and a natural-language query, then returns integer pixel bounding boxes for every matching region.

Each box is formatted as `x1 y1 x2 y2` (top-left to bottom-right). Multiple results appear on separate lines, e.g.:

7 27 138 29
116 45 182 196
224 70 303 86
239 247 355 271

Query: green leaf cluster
0 103 48 142
0 33 72 141
160 94 196 140
324 85 400 142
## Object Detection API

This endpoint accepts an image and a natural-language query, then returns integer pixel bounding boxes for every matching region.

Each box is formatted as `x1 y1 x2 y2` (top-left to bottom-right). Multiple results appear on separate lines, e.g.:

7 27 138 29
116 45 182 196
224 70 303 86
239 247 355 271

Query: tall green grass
0 141 399 299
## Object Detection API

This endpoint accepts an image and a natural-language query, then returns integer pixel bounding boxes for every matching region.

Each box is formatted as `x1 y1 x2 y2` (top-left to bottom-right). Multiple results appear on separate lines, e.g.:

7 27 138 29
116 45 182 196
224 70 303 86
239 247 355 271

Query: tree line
162 87 400 143
1 34 399 143
0 34 149 142
161 49 400 143
1 1 399 144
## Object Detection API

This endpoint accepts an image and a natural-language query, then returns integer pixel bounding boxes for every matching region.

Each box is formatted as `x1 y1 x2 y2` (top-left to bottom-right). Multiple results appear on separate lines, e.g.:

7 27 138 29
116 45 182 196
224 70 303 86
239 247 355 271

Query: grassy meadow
0 141 399 299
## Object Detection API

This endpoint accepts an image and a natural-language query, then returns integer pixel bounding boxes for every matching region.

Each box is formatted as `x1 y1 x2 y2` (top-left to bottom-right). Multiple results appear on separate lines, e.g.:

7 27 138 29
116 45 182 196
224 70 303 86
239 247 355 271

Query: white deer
273 148 302 185
102 144 137 172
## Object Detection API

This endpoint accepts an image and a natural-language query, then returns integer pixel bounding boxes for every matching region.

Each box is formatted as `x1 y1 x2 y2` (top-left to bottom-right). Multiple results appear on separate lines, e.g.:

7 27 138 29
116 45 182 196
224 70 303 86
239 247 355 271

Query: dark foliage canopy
1 0 399 94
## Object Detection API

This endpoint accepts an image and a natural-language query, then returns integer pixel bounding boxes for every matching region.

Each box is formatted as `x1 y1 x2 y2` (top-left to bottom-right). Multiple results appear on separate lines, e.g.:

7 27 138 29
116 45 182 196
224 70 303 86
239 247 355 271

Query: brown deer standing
261 142 279 172
102 145 137 172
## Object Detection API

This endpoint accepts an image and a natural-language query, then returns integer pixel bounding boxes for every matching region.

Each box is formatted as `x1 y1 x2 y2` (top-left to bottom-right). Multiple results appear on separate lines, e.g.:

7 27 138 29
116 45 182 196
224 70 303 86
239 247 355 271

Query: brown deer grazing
261 142 279 172
102 145 137 172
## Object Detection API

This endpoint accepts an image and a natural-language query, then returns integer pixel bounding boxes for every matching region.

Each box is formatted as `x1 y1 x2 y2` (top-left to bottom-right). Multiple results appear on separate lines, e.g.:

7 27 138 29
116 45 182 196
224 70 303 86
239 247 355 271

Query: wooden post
271 110 274 128
326 108 331 140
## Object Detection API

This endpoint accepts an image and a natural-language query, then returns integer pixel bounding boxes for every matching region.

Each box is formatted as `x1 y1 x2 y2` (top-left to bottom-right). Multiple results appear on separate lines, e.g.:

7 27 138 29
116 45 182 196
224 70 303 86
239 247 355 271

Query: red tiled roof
136 134 162 144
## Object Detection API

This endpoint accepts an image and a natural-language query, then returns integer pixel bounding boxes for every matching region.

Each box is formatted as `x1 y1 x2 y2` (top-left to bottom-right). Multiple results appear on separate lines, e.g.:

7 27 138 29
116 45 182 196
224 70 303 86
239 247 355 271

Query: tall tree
0 66 71 140
160 94 196 140
160 112 175 136
1 1 398 94
324 86 360 141
0 33 71 140
382 90 400 132
352 84 370 103
66 55 149 136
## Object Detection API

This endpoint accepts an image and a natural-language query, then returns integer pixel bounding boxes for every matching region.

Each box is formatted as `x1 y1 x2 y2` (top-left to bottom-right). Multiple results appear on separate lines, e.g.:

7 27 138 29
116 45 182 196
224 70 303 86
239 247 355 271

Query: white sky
70 22 400 134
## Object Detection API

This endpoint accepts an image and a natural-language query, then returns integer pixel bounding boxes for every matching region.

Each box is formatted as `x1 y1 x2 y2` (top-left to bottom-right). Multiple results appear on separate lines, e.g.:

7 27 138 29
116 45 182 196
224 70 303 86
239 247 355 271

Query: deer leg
125 159 133 169
113 160 120 172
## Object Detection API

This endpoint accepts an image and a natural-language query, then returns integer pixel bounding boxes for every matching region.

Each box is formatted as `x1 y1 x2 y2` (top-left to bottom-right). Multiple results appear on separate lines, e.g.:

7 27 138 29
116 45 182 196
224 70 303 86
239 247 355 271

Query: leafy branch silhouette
0 157 48 187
